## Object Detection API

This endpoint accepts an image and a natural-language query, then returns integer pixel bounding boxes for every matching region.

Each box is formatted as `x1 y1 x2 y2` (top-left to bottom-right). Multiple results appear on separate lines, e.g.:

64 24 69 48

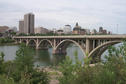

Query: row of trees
0 37 15 44
17 33 91 36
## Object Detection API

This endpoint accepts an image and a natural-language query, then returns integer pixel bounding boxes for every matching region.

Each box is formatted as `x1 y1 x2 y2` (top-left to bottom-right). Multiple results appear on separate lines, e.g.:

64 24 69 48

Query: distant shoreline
0 42 19 46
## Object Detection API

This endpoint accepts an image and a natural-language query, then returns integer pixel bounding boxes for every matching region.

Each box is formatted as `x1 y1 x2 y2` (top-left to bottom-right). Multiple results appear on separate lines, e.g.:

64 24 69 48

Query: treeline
0 37 15 44
58 42 126 84
17 33 110 36
17 33 93 36
17 33 72 36
0 44 49 84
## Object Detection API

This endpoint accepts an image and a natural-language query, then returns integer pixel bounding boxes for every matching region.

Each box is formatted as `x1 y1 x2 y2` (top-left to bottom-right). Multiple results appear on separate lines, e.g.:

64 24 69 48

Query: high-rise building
24 13 34 34
19 20 24 33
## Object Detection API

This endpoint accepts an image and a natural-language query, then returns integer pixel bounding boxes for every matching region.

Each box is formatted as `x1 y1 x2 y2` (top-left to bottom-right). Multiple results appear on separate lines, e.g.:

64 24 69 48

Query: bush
31 69 49 84
58 41 126 84
0 44 49 84
0 75 15 84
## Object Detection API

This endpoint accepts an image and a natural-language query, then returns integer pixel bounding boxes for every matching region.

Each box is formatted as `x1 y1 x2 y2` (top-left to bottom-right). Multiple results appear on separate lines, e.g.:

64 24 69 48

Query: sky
0 0 126 34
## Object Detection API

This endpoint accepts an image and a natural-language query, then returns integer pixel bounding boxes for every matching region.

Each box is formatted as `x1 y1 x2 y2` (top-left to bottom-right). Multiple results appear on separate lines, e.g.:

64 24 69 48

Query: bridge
13 35 126 62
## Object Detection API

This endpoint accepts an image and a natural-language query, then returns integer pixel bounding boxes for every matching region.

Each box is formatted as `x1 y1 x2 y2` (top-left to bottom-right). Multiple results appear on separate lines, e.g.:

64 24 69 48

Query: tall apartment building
19 20 24 33
24 13 34 34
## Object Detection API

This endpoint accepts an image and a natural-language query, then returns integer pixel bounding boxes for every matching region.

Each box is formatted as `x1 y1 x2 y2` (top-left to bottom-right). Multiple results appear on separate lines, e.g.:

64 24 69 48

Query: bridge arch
38 39 53 48
27 39 37 47
28 39 37 44
88 40 122 59
55 39 86 56
21 39 27 44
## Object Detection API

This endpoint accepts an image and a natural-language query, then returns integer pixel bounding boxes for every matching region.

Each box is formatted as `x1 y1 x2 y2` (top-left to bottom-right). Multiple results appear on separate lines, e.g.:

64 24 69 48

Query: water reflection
34 50 51 66
34 48 67 66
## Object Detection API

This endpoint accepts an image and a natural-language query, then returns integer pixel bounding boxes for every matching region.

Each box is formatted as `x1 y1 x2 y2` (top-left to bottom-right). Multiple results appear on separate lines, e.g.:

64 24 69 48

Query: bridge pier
36 47 48 50
19 39 22 43
14 39 18 44
86 39 93 54
26 40 29 46
52 48 67 55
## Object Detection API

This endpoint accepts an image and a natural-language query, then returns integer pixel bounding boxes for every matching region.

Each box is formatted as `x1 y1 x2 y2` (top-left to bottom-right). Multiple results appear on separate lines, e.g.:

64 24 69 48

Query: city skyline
0 0 126 34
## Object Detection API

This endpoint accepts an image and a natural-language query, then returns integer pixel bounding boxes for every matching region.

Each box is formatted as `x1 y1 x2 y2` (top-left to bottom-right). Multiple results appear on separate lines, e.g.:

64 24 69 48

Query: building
19 20 24 33
91 29 97 35
108 31 112 34
80 29 86 35
57 29 64 35
0 26 17 37
7 27 17 34
73 22 81 34
35 27 49 34
85 29 90 34
24 13 34 34
99 27 103 32
63 25 72 34
102 29 107 34
98 27 108 35
0 26 9 33
11 26 17 32
53 28 56 34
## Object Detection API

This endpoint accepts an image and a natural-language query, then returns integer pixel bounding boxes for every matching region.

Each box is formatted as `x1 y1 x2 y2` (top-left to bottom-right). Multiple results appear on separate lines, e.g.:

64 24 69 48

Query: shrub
58 41 126 84
0 44 49 84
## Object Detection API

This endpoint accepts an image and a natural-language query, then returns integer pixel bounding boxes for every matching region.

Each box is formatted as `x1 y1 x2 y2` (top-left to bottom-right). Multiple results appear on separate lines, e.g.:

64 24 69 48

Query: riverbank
0 42 19 46
36 63 96 84
37 66 61 84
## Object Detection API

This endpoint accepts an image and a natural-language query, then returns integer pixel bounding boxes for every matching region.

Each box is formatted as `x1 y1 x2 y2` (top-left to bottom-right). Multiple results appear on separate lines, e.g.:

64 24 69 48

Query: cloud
0 0 126 33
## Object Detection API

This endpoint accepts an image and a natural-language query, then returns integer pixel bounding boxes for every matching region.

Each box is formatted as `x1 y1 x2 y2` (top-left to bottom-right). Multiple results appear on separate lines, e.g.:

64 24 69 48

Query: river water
0 44 119 66
0 44 86 66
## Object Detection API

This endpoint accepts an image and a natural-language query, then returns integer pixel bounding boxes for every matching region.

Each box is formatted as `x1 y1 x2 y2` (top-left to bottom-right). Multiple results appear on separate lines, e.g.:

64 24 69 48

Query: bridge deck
13 35 126 39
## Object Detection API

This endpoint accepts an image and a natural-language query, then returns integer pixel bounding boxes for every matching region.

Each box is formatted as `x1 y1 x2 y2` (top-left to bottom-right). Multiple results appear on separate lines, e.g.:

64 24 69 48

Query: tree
58 41 126 84
11 44 49 84
0 44 49 84
0 52 5 74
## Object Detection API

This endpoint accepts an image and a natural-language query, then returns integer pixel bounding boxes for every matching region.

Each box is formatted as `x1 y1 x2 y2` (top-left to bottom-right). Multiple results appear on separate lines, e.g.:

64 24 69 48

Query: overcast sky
0 0 126 34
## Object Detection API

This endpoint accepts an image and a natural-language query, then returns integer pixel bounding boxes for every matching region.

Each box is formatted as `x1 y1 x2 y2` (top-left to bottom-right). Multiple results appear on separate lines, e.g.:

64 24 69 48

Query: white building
63 25 72 34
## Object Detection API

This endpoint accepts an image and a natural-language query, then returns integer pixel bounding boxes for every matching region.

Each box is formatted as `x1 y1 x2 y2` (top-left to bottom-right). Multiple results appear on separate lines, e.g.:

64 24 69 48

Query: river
0 44 115 66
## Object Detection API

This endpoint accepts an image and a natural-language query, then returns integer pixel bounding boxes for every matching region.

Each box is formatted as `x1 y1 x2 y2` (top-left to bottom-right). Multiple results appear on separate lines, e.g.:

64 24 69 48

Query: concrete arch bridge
13 35 126 62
